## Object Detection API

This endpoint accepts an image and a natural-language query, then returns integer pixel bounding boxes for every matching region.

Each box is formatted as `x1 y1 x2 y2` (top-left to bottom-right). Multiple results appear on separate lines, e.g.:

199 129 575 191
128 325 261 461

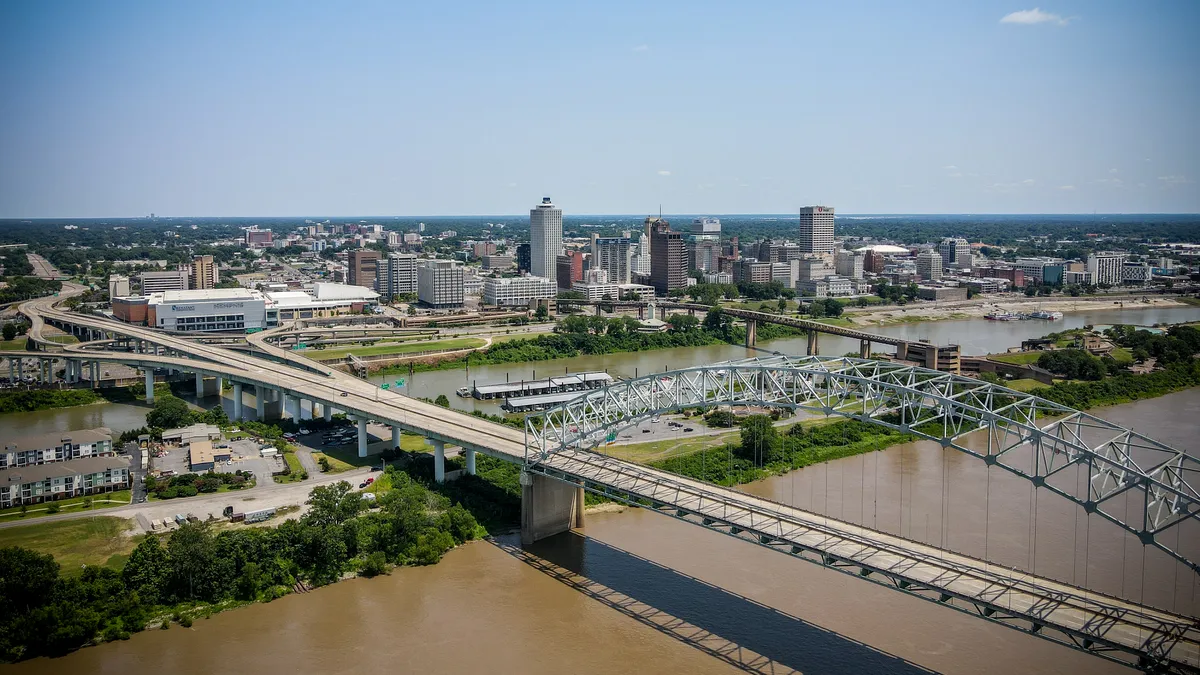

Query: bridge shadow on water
493 532 936 675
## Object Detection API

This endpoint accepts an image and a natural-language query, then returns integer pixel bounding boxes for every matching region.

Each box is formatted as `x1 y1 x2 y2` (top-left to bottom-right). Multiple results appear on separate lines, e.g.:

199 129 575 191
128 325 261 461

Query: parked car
683 427 694 432
359 482 368 488
365 477 374 484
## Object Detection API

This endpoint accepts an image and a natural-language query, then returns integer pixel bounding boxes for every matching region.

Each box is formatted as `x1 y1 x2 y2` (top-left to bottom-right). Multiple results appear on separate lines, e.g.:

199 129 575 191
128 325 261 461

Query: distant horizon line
2 211 1199 221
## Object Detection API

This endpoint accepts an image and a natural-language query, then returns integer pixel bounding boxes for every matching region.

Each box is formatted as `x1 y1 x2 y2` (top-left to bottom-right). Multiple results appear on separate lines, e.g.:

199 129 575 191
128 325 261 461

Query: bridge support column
425 439 446 482
465 448 476 475
391 426 401 451
806 330 819 356
144 369 154 403
255 388 266 420
896 341 908 362
520 472 585 546
195 372 204 397
745 319 757 348
232 382 243 420
357 417 368 458
17 359 23 383
323 406 332 423
860 339 870 359
285 394 299 421
215 376 223 397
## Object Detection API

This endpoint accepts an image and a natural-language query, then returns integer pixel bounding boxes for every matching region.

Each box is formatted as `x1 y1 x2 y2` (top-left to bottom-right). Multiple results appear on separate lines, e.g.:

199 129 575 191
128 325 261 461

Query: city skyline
1 1 1197 218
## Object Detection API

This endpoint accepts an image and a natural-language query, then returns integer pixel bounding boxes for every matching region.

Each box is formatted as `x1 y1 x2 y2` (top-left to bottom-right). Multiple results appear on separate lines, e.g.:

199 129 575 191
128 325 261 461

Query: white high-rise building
530 197 562 285
376 253 418 298
1088 252 1127 286
916 250 943 281
482 275 556 307
417 260 464 309
799 206 835 255
631 237 651 276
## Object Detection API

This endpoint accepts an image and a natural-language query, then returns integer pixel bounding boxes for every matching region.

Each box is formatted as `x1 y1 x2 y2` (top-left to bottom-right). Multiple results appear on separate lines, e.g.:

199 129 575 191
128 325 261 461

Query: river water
9 389 1199 674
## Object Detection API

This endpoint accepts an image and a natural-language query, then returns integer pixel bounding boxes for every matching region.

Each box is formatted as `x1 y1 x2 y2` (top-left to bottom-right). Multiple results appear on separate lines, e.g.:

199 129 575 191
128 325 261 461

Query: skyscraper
515 243 531 273
649 221 686 296
590 234 631 284
376 253 417 299
798 206 835 254
348 249 381 290
530 197 562 285
938 237 971 269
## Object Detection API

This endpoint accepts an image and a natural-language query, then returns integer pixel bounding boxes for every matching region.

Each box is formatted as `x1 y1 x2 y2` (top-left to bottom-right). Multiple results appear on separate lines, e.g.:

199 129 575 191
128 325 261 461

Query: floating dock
468 371 613 401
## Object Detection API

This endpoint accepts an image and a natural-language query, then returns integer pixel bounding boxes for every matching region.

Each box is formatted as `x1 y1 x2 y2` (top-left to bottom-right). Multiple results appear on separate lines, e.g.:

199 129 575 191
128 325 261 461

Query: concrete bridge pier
232 383 243 420
143 369 155 403
285 394 300 421
323 405 333 423
262 389 283 420
806 330 819 356
17 359 23 383
391 426 401 450
745 319 757 348
311 401 322 420
860 339 871 359
896 341 909 362
425 439 446 482
255 387 266 420
356 416 368 458
520 472 585 546
465 448 476 475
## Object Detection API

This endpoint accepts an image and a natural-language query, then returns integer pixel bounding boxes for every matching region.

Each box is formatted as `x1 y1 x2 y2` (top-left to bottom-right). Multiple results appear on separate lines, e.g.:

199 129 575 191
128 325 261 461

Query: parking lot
151 438 284 486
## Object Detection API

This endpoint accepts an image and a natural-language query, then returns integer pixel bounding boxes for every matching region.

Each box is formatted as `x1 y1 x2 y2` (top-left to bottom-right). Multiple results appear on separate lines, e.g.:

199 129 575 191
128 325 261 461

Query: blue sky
1 1 1197 217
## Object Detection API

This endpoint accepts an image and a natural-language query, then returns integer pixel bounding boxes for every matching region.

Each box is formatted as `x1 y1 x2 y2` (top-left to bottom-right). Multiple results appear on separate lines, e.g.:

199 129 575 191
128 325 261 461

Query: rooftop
3 428 112 453
1 456 130 485
156 288 259 303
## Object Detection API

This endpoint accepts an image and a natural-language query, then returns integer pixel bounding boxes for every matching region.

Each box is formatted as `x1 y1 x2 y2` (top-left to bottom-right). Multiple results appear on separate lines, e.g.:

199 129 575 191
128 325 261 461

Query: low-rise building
797 276 852 297
187 440 231 472
1 429 114 470
481 255 514 270
916 285 969 301
162 423 223 446
267 283 379 321
1121 261 1152 285
617 283 656 301
482 275 556 307
572 281 620 301
139 270 189 294
147 288 274 332
0 456 130 507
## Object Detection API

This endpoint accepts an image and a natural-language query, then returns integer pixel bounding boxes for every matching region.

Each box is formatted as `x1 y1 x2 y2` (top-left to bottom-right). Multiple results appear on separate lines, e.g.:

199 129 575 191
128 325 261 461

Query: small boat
985 312 1020 321
1027 310 1063 320
456 386 471 397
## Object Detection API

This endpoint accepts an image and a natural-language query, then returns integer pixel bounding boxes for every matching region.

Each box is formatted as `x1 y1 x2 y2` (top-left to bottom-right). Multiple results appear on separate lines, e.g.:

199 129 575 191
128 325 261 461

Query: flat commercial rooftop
474 372 612 397
501 391 587 412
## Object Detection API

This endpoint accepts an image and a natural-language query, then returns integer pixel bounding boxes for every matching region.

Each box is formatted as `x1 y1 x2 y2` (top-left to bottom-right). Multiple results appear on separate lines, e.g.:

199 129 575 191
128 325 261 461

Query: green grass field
273 452 307 483
311 451 355 473
304 337 484 361
0 490 131 520
1004 378 1047 392
0 517 137 573
318 432 426 467
989 351 1043 365
0 338 29 351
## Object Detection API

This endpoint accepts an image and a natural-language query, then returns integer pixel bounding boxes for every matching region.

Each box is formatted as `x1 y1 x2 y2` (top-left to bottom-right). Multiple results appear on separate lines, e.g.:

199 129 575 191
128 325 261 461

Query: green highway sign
380 383 390 390
395 379 405 387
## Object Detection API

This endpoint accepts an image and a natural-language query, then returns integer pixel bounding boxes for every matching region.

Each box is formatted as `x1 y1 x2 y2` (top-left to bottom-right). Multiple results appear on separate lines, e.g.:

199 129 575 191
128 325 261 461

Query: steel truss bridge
526 355 1200 673
16 291 1200 673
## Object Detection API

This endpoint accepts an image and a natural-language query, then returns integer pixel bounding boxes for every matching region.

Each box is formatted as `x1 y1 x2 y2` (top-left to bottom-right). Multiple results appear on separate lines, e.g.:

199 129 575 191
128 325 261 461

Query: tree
1 323 15 341
434 394 450 408
122 537 171 605
167 522 221 601
776 297 787 313
533 303 549 321
304 481 365 528
145 395 191 429
666 314 699 331
705 409 738 428
738 415 781 463
821 298 844 317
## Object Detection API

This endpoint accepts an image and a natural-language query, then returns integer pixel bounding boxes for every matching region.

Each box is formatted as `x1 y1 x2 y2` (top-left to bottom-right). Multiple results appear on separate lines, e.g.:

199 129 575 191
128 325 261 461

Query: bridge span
15 294 1200 673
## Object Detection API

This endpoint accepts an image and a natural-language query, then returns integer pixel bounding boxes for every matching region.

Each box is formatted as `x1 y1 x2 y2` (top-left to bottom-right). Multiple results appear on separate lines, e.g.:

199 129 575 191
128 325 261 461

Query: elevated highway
18 294 1200 673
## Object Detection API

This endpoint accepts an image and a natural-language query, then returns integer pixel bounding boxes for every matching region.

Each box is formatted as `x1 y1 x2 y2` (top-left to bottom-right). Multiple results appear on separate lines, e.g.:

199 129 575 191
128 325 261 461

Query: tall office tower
798 206 835 254
347 249 381 290
864 250 885 274
649 221 686 296
916 250 943 281
515 243 532 273
376 253 418 298
691 217 721 237
417 260 465 309
555 251 585 290
530 197 563 285
590 234 631 284
938 237 971 268
631 238 651 277
690 240 720 272
190 255 218 290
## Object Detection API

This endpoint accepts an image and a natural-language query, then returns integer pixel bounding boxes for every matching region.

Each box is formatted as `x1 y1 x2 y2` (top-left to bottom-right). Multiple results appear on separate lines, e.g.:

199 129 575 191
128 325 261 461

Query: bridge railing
524 355 1200 576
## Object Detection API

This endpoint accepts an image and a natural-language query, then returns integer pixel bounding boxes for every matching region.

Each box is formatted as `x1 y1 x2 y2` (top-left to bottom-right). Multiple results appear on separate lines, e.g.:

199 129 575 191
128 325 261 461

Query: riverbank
846 295 1186 326
0 459 510 664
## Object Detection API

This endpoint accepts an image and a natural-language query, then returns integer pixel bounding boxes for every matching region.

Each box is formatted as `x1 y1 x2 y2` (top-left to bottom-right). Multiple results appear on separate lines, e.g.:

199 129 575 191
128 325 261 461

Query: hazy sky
1 1 1197 217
